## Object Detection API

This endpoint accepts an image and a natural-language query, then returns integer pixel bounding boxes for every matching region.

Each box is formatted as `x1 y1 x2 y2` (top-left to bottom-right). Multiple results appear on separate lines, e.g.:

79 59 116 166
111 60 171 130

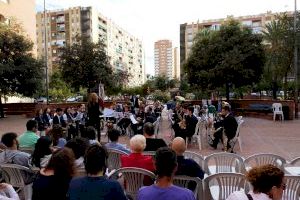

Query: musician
185 106 198 140
144 107 157 123
153 101 163 118
63 107 77 140
209 105 238 151
172 104 186 139
131 104 145 135
75 104 87 137
117 105 131 135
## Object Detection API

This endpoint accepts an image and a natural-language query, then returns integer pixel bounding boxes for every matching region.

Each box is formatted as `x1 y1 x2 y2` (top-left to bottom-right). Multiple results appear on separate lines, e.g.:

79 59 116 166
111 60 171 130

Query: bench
234 104 273 119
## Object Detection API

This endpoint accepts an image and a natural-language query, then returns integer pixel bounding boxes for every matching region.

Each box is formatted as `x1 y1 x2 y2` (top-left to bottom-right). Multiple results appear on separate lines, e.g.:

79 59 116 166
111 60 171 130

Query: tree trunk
272 81 278 100
283 73 288 100
226 82 230 101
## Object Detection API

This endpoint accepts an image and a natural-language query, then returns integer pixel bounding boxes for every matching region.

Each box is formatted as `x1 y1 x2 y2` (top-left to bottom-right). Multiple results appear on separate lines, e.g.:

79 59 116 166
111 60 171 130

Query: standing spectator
227 164 285 200
171 137 204 179
137 147 195 200
32 148 75 200
35 108 46 136
65 138 89 169
121 135 154 172
18 120 39 149
105 129 130 154
143 122 166 151
0 132 34 184
67 145 127 200
31 136 53 168
87 93 101 141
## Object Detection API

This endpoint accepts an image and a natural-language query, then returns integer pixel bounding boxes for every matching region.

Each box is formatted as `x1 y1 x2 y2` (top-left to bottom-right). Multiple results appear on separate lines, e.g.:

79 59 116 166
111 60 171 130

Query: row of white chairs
107 149 300 177
106 167 300 200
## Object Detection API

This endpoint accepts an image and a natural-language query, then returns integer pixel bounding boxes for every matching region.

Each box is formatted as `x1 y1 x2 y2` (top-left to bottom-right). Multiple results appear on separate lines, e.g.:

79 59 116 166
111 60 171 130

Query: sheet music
130 114 138 124
103 108 115 117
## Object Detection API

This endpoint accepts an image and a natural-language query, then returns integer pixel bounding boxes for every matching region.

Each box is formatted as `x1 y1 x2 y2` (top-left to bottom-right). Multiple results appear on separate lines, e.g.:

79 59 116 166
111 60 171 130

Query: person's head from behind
171 137 186 156
32 136 52 168
129 135 146 153
221 105 231 116
46 148 75 177
65 137 89 160
107 129 120 143
50 126 63 146
84 145 108 175
143 122 154 137
155 147 177 179
187 106 194 116
86 126 97 140
26 120 37 132
247 164 285 200
1 132 18 149
56 108 63 116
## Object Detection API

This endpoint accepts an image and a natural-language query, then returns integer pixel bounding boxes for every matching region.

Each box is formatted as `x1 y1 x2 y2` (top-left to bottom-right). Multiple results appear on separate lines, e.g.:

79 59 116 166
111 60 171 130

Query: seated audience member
171 137 204 179
0 183 20 200
105 129 130 154
31 136 53 168
143 122 167 151
227 164 285 200
18 120 39 149
65 138 89 169
137 147 195 200
0 132 34 184
50 126 67 148
85 126 100 145
121 135 154 172
67 145 127 200
32 148 75 200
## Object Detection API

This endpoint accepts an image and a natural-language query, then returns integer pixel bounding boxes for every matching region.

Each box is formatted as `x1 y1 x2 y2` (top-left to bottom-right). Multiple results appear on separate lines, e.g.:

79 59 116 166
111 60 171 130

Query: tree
48 70 72 102
0 21 43 117
60 37 115 92
262 13 296 99
185 19 265 100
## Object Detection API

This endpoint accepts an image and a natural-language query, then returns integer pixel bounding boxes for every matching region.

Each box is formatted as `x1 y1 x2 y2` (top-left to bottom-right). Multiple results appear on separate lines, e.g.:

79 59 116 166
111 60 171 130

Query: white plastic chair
235 116 243 122
173 175 204 200
0 164 34 200
282 175 300 200
183 151 205 170
204 152 245 175
244 153 286 171
107 148 129 172
272 103 284 121
204 172 247 200
285 157 300 175
189 119 206 150
108 167 156 200
228 119 244 152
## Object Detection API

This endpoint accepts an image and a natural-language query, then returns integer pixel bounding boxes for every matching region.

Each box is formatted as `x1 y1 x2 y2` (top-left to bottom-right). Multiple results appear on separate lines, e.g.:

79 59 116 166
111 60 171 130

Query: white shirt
226 191 272 200
0 184 20 200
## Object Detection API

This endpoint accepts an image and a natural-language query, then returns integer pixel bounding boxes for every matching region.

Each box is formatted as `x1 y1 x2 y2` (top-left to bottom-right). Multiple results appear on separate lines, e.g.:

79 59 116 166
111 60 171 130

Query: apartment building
180 11 292 78
107 20 145 86
36 6 145 86
0 0 36 55
173 47 180 80
154 40 173 79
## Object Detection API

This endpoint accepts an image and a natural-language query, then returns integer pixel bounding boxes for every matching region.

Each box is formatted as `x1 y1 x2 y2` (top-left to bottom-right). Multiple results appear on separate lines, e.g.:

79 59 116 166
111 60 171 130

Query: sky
36 0 297 75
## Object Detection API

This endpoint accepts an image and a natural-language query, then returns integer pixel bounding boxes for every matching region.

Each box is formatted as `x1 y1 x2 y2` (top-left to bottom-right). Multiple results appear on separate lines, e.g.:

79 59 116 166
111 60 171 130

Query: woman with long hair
32 148 75 200
50 126 66 148
31 136 53 168
87 93 101 141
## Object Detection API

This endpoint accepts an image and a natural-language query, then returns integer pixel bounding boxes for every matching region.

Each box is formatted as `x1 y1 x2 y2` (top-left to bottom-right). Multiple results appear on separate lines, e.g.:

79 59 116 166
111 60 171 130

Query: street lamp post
294 0 298 118
44 0 49 104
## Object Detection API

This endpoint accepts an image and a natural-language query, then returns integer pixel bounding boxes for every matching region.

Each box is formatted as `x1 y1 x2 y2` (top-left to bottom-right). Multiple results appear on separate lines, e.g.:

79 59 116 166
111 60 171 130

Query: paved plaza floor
1 113 300 161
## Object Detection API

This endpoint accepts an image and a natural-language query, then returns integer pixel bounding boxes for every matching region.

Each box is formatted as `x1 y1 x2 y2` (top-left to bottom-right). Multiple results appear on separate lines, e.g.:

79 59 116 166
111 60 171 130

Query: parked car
66 96 83 102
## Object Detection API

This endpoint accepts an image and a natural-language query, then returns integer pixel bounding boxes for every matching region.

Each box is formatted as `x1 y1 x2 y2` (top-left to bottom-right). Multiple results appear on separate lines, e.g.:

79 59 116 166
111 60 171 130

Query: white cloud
36 0 297 75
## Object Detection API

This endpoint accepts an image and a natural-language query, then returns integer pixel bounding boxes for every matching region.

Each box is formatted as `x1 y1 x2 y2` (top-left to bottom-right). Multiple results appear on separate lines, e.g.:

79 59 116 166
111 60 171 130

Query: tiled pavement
1 112 300 161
